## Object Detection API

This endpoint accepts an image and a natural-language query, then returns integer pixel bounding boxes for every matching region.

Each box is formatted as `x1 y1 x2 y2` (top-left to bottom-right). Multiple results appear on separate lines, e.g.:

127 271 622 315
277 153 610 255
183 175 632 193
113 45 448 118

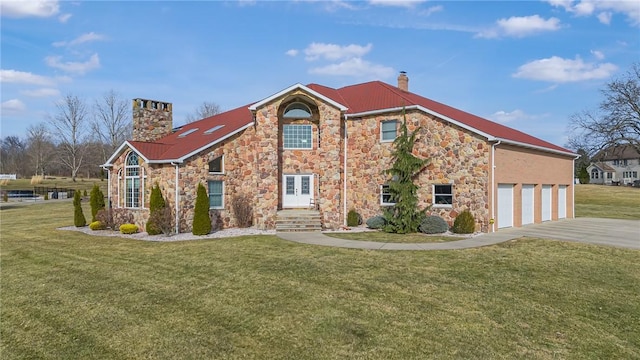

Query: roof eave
102 141 151 166
493 138 578 157
248 83 348 112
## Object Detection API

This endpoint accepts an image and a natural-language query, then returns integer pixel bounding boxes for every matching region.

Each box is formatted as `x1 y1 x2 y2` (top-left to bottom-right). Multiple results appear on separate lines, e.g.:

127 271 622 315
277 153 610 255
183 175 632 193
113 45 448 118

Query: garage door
497 184 514 228
542 185 552 221
521 184 535 225
558 185 567 219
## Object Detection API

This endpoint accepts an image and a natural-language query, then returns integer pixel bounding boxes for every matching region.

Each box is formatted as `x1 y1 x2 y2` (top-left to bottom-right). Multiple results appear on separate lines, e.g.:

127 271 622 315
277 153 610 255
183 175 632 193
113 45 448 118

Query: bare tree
568 62 640 154
26 123 54 176
92 90 131 162
184 101 222 123
48 94 89 181
0 136 27 177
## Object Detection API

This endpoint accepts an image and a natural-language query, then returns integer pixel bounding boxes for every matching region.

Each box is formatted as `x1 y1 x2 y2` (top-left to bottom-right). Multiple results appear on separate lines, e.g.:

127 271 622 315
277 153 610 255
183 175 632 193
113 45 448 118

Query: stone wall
132 99 173 142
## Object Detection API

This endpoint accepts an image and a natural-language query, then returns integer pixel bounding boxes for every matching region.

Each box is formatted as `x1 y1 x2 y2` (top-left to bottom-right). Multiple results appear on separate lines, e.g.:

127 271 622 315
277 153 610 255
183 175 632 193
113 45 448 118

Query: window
380 185 395 205
433 184 453 206
178 128 198 138
591 169 599 179
607 172 613 179
283 102 312 118
208 156 223 173
283 124 312 149
125 152 141 208
623 171 638 178
204 125 225 134
635 171 638 178
208 180 224 209
381 120 397 142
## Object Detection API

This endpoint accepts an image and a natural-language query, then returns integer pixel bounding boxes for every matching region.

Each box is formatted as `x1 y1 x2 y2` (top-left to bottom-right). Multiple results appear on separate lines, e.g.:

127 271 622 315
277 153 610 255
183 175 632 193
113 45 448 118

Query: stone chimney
397 71 409 92
132 98 173 142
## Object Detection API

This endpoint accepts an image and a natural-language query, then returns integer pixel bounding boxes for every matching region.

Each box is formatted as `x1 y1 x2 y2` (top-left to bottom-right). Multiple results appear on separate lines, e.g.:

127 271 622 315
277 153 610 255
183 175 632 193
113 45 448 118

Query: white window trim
208 180 225 210
208 155 224 175
380 184 395 206
432 184 453 208
380 120 398 143
283 124 313 150
124 152 144 209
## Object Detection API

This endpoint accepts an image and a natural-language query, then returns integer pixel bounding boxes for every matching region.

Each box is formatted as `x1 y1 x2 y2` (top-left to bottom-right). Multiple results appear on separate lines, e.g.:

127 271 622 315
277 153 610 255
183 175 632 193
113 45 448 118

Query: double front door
282 174 314 208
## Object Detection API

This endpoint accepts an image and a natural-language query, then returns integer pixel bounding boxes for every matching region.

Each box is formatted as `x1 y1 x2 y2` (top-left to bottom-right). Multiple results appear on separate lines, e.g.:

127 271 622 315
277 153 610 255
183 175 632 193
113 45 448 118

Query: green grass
575 184 640 219
1 201 639 359
325 231 465 243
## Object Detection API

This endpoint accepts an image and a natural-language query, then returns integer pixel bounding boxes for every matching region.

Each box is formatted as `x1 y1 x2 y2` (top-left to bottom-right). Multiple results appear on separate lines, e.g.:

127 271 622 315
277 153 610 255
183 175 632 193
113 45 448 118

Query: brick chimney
397 71 409 92
132 98 173 142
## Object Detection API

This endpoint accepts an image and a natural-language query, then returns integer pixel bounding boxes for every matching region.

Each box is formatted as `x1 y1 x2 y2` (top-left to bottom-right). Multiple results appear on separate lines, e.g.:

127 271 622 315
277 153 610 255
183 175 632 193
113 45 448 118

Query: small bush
89 221 106 231
73 190 86 227
0 179 9 186
419 215 449 234
231 193 253 228
210 209 224 232
30 175 43 185
44 192 49 200
89 185 105 222
451 210 476 234
2 192 8 202
347 209 362 227
148 204 174 236
83 189 88 197
192 183 211 235
366 215 386 229
120 223 138 234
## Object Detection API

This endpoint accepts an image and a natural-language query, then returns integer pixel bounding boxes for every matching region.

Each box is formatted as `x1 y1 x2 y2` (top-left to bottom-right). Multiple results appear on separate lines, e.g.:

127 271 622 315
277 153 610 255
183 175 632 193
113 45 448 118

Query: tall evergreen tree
192 183 212 235
73 190 86 227
146 183 166 235
89 184 105 222
578 165 590 184
383 111 430 234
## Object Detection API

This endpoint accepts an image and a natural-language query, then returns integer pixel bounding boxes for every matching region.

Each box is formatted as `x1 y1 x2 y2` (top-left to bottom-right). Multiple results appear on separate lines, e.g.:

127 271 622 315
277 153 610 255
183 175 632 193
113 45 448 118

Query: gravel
58 225 276 242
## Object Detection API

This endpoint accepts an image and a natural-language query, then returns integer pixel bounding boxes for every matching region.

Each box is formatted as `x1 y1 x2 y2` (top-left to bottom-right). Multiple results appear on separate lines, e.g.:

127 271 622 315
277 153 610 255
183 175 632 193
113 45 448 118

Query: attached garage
541 185 552 221
497 184 514 228
558 185 567 219
521 184 535 225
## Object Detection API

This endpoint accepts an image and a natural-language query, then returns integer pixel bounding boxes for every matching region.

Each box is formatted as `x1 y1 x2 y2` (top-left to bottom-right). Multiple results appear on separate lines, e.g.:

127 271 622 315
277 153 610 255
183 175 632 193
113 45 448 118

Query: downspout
572 154 580 219
171 162 180 234
491 140 501 233
343 114 348 226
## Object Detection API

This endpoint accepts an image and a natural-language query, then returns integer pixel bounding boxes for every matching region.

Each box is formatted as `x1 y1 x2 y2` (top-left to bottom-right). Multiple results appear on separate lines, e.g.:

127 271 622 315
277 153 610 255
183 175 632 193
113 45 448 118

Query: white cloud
285 49 299 57
546 0 640 26
590 49 605 60
597 11 612 24
52 32 107 47
490 109 530 123
0 0 59 18
1 99 26 113
513 56 618 83
0 69 55 86
304 43 373 61
20 88 61 97
477 15 562 38
309 58 395 78
58 13 72 23
45 53 101 75
420 5 443 16
369 0 426 8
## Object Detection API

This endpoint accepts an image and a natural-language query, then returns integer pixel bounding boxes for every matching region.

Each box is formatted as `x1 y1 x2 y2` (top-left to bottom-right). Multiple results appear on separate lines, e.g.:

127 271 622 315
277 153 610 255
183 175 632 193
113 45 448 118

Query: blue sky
1 0 638 148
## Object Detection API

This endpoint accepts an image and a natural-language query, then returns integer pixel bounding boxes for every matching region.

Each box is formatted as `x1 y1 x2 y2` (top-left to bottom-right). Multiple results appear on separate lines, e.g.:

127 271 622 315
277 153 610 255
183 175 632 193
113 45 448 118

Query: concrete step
276 210 322 232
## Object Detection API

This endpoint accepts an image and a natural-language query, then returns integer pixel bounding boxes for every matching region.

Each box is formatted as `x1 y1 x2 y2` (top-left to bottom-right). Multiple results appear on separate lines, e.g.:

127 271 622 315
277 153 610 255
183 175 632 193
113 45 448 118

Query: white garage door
521 184 535 225
497 184 514 228
542 185 552 221
558 185 567 219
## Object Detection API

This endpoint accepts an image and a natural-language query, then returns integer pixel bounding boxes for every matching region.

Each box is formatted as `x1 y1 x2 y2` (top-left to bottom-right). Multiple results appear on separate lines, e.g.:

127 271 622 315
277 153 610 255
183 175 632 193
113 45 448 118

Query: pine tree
578 165 590 184
146 183 166 235
192 183 211 235
89 184 105 222
73 190 86 227
383 111 430 234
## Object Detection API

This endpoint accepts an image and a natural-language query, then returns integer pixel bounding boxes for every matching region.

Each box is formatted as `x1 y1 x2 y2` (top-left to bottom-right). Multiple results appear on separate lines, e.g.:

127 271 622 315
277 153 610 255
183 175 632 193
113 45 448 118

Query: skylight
178 128 198 138
204 125 225 134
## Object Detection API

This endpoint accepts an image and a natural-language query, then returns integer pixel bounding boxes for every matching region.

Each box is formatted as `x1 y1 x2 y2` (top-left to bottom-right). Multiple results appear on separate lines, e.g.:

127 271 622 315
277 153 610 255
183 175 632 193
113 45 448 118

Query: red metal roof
129 80 574 162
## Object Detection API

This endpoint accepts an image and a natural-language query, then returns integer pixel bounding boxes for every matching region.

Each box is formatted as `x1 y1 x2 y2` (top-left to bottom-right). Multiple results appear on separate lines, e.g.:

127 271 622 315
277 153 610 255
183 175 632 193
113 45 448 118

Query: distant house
103 73 577 234
588 145 640 185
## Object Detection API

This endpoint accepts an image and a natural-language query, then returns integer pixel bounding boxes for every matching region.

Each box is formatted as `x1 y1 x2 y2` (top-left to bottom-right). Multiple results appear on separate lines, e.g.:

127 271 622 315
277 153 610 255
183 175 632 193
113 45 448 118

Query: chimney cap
399 71 407 75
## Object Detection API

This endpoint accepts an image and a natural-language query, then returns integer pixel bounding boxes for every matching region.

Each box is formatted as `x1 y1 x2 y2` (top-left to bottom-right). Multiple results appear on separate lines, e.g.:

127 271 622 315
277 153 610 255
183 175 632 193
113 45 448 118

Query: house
587 145 640 185
103 72 577 234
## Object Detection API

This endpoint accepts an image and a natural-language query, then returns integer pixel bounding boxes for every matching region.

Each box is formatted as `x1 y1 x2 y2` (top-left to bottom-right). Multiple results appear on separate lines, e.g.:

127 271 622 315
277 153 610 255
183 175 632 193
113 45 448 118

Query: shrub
347 209 362 227
73 190 86 227
30 175 43 185
105 208 134 230
89 221 106 230
44 192 49 200
210 209 224 232
366 215 386 229
96 209 114 229
419 215 449 234
146 183 166 235
192 183 211 235
120 223 138 234
231 193 253 228
451 210 476 234
148 203 174 236
89 185 105 222
83 189 88 197
3 191 8 202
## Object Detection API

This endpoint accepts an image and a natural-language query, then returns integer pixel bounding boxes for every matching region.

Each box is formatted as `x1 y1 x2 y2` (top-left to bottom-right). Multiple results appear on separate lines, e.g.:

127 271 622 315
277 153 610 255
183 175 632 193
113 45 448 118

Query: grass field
575 184 640 219
0 177 106 193
1 197 639 359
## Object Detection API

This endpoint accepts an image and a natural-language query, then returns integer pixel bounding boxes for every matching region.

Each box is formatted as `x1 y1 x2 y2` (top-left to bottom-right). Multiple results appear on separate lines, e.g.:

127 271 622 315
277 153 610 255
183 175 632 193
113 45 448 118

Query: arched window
591 168 599 179
125 152 141 207
283 102 312 119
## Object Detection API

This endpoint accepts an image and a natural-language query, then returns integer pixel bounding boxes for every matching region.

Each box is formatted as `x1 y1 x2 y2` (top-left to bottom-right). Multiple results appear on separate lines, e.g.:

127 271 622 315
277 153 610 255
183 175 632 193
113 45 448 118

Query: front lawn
1 201 639 359
575 184 640 219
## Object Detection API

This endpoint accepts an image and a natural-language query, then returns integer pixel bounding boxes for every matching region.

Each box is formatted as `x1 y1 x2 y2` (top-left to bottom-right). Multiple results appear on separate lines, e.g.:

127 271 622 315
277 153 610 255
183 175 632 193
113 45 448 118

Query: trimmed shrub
419 215 449 234
120 223 138 234
89 184 105 222
73 190 86 227
347 209 362 227
3 191 8 202
44 192 49 200
451 210 476 234
89 221 106 231
192 183 211 235
366 215 386 229
146 183 166 235
83 189 88 197
231 193 253 228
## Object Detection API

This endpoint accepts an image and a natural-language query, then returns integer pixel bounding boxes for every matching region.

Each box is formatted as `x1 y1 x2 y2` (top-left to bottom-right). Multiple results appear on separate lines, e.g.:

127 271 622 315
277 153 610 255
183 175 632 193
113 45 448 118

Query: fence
32 186 76 199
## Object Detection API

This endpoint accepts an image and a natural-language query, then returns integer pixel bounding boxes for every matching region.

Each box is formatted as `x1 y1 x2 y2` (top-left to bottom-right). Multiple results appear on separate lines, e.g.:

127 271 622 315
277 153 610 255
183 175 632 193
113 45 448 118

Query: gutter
171 162 180 234
491 140 501 233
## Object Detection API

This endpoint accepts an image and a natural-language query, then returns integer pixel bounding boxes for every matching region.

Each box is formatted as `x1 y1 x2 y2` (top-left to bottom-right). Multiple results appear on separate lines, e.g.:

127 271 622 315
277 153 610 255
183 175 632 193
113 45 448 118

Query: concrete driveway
489 217 640 249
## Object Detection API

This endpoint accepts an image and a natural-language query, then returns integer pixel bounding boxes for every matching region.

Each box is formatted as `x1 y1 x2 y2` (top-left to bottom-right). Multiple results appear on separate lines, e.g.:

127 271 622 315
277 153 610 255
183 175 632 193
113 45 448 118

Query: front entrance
282 174 314 208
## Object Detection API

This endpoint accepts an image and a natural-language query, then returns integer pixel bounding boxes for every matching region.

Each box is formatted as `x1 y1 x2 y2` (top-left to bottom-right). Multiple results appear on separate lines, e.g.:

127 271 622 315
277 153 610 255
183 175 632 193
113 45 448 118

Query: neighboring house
103 72 577 233
587 145 640 185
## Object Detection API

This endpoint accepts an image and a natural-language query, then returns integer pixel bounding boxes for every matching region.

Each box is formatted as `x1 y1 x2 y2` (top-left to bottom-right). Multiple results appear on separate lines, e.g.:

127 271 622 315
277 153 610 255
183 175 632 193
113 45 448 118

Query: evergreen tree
146 183 166 235
73 190 86 227
383 111 430 234
89 184 105 222
192 183 212 235
578 165 590 184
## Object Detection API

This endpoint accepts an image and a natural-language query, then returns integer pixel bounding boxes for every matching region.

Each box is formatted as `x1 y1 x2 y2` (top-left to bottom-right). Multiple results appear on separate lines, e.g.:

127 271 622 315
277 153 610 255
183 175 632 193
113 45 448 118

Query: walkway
276 218 640 250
